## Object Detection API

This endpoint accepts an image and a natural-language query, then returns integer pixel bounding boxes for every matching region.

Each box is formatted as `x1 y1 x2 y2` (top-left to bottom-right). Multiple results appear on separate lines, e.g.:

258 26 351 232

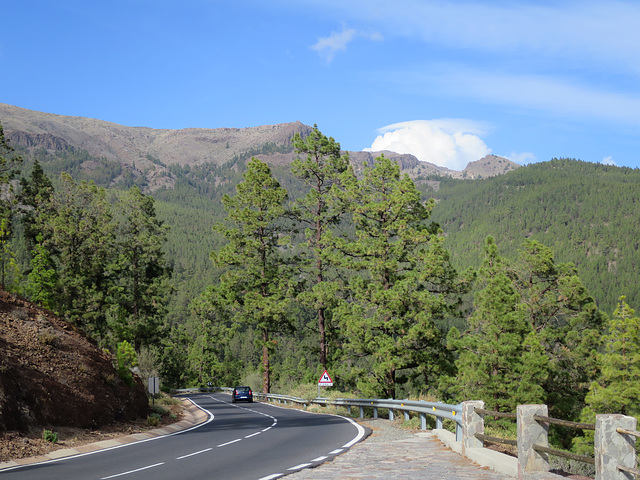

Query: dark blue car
232 386 253 403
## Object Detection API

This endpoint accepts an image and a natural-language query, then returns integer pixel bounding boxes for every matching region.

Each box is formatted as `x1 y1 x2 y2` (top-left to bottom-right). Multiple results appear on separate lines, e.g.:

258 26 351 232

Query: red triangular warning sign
318 370 333 386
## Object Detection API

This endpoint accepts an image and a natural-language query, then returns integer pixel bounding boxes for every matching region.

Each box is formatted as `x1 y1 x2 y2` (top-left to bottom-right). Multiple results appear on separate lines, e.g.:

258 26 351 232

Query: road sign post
317 370 333 398
148 376 159 404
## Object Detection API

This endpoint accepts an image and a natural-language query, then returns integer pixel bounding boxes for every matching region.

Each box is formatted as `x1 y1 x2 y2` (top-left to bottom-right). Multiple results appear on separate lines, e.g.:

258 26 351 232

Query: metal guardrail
254 392 464 441
172 387 463 439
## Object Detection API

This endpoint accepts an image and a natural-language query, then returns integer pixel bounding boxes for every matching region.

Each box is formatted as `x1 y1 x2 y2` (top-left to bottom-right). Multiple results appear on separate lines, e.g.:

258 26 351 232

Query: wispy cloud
384 65 640 127
311 25 382 63
364 119 491 171
301 1 640 75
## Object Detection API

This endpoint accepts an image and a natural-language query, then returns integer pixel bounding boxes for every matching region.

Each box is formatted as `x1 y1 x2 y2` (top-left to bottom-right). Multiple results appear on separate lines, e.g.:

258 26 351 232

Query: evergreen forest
2 122 640 454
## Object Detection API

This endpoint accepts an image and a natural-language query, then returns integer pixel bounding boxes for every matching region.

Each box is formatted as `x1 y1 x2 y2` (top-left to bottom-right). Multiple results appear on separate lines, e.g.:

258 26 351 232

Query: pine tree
19 159 54 251
110 186 173 351
290 125 352 370
211 158 294 393
25 235 57 309
37 173 116 339
574 297 640 453
447 236 547 412
335 154 464 398
512 239 604 420
585 297 640 415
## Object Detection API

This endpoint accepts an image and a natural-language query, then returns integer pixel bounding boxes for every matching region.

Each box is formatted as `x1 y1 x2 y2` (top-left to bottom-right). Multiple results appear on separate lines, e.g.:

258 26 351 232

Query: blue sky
3 0 640 170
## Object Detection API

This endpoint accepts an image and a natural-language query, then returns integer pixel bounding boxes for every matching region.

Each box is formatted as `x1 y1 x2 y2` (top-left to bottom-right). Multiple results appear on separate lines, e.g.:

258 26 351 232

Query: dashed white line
175 448 212 459
311 455 328 462
329 449 343 454
245 432 261 438
257 474 284 480
288 463 312 471
217 438 242 447
100 462 165 479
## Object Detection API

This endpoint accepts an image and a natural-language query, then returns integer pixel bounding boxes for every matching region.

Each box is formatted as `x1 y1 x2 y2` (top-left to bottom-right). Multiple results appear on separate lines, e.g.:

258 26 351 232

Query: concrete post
517 404 549 480
595 414 637 480
462 400 485 455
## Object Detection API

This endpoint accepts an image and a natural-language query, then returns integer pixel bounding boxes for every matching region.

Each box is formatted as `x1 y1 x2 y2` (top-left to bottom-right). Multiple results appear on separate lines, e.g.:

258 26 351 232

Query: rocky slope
0 291 149 433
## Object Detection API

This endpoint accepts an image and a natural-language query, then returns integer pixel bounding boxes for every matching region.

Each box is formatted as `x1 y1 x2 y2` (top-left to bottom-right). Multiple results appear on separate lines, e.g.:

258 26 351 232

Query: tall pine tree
335 155 464 398
447 236 548 412
290 125 353 371
211 158 294 393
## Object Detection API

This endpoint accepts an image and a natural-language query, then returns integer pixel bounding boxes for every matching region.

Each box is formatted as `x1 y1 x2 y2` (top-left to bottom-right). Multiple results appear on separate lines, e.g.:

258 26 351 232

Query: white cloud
311 25 382 63
364 119 491 171
602 156 617 165
311 26 357 63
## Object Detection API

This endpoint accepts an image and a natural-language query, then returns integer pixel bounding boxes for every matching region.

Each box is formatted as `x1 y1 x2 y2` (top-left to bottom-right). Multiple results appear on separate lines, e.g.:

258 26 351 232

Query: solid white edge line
341 415 367 448
100 462 165 479
0 398 216 473
245 432 261 438
257 475 284 480
311 456 328 462
329 449 343 454
175 447 213 460
287 463 312 470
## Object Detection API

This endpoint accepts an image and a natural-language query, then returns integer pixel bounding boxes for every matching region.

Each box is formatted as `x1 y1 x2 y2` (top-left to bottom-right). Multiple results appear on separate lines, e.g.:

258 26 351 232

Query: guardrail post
462 400 485 454
595 414 637 480
436 416 443 429
404 411 410 421
359 406 364 419
389 409 394 421
517 404 549 480
420 412 427 430
373 407 378 419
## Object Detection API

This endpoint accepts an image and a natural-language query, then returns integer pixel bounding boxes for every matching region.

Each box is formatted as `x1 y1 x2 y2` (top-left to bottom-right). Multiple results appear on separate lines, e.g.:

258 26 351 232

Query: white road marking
288 463 312 470
100 462 164 479
312 456 328 462
175 447 212 459
245 432 261 438
257 475 284 480
217 438 242 447
329 449 343 454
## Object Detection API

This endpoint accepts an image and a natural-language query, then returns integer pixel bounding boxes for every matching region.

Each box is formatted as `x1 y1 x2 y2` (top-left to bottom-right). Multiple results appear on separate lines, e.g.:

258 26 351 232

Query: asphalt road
0 393 367 480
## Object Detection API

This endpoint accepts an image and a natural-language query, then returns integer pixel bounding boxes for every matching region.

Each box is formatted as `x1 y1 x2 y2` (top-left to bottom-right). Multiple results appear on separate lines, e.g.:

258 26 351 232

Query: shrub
42 429 58 443
147 413 161 426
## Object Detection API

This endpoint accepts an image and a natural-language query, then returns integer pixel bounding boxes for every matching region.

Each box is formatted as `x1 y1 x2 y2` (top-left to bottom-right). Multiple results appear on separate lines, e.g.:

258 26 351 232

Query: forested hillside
3 122 640 459
427 159 640 313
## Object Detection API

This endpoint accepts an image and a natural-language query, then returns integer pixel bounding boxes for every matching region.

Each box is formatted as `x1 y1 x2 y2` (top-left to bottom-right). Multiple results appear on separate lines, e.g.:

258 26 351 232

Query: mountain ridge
0 103 519 190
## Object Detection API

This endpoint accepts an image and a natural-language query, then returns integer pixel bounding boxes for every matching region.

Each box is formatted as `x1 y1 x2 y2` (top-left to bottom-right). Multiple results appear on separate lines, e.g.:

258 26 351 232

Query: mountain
0 103 518 191
428 159 640 313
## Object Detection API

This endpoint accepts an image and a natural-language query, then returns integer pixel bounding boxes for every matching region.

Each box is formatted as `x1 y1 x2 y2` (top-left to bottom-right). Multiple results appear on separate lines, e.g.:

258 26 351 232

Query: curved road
0 393 367 480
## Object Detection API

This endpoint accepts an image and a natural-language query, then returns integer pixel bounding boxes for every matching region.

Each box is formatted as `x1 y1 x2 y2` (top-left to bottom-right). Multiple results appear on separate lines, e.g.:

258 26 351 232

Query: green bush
42 429 58 443
147 413 162 426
